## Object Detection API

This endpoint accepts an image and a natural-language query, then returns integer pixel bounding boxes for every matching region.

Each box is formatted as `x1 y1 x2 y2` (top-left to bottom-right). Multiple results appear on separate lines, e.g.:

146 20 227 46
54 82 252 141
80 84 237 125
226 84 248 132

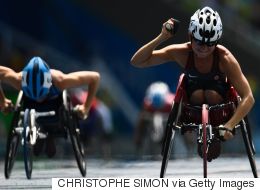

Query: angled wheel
160 102 181 178
202 104 209 178
243 117 256 155
23 109 33 179
240 117 258 178
67 111 86 177
4 110 21 179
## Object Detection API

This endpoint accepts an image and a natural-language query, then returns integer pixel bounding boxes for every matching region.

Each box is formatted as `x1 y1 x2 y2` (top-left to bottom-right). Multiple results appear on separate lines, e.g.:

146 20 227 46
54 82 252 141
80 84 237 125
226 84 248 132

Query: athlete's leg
189 89 205 105
205 90 224 105
204 90 223 161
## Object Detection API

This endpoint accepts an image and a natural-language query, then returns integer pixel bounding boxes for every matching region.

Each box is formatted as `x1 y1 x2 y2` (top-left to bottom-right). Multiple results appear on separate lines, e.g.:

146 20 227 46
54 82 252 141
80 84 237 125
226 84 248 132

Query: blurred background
0 0 260 160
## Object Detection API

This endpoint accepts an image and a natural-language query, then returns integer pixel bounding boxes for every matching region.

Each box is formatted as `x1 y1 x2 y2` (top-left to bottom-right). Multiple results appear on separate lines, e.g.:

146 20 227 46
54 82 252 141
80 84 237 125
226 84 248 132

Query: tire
244 117 255 155
23 109 33 179
160 102 181 178
240 119 258 178
4 110 21 179
160 129 176 178
202 104 208 178
67 111 86 177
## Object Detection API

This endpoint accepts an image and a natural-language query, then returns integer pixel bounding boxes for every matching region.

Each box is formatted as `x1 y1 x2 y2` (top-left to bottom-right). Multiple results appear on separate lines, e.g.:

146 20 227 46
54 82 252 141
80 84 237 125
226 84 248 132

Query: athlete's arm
220 47 255 139
0 66 22 90
51 69 100 117
0 66 22 113
131 19 187 68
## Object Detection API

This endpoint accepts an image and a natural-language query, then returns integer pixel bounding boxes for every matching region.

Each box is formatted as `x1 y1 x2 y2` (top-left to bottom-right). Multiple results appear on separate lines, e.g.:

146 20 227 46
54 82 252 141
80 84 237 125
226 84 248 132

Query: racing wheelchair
4 90 86 179
160 74 258 178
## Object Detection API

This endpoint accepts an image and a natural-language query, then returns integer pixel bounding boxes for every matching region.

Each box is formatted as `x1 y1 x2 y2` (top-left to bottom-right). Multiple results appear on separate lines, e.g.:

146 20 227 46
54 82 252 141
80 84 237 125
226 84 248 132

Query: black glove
165 18 180 35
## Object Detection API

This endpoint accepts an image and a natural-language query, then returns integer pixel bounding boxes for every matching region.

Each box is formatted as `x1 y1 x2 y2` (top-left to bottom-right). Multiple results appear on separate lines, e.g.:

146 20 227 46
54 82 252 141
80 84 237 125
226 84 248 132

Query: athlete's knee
205 90 223 105
189 89 204 105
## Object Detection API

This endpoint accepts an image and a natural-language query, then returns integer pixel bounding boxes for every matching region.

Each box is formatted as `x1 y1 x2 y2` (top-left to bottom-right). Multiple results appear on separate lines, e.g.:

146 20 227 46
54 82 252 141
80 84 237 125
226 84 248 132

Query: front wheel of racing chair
4 91 23 179
63 91 86 177
23 109 33 179
201 104 209 178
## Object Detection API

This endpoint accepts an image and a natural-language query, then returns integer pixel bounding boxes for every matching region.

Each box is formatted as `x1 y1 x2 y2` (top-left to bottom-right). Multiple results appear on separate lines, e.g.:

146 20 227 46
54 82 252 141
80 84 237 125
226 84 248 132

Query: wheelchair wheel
240 117 258 178
244 117 255 155
67 111 86 177
202 104 208 178
23 109 33 179
4 110 21 179
160 102 181 178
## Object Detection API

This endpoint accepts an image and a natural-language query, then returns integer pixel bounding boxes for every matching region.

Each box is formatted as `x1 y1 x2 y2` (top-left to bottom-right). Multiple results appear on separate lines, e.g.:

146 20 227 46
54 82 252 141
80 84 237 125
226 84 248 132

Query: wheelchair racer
131 7 254 160
134 81 175 155
0 56 100 157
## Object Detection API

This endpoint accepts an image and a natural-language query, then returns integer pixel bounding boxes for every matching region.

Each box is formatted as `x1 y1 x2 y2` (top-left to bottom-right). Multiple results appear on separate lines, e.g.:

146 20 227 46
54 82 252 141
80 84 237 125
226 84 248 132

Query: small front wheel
202 104 209 178
23 109 33 179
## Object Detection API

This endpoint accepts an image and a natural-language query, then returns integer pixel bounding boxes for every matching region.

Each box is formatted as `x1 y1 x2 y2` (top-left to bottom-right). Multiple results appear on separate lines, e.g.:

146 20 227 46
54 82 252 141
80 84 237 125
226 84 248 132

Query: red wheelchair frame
160 74 258 178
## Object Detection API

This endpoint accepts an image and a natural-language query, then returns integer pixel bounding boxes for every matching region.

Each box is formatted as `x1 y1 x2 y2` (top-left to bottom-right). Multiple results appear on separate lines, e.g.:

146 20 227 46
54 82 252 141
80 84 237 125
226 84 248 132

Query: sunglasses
193 38 217 47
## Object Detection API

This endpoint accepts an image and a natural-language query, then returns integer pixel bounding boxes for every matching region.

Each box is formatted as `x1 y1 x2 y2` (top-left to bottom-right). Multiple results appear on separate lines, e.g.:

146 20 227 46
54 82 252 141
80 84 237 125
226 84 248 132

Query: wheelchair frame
160 74 258 178
4 90 86 179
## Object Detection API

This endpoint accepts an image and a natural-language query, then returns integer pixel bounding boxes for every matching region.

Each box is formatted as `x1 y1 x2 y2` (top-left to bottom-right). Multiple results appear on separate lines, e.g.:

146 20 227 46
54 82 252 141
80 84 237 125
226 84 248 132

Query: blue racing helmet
21 57 52 101
150 93 165 109
146 82 170 109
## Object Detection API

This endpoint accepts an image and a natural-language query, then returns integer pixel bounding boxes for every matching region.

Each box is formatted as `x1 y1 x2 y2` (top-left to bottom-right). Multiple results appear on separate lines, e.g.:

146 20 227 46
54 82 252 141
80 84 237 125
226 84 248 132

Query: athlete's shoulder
51 69 65 81
217 45 239 73
216 45 236 62
165 42 191 52
216 45 232 57
164 42 191 67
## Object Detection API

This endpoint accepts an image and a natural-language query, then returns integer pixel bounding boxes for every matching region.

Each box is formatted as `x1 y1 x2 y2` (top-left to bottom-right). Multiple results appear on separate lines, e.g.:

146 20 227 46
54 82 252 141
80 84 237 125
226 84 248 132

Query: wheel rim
5 110 21 179
202 104 208 178
5 134 20 178
23 109 33 179
240 122 258 178
67 112 86 176
160 102 180 178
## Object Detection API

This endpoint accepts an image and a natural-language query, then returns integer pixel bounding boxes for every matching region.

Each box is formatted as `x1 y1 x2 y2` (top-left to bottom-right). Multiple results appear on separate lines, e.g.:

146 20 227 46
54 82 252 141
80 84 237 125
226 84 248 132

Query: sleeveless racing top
184 47 229 99
184 48 226 82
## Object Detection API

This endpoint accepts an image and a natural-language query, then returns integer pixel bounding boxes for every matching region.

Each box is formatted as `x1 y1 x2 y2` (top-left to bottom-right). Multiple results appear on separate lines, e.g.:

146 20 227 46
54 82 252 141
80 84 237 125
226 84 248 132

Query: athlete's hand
73 104 88 120
223 129 234 140
161 19 174 39
161 18 180 39
219 125 234 140
0 98 14 114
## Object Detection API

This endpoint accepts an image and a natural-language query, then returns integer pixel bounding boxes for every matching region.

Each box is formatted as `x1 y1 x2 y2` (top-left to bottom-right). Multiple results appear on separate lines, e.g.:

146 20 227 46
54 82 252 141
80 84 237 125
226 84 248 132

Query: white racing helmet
189 6 223 44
